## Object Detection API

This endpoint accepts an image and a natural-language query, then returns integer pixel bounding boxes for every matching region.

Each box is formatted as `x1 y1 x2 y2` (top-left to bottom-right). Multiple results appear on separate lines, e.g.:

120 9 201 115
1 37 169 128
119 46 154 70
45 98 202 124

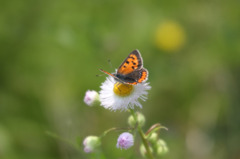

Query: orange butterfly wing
100 49 148 85
117 50 143 75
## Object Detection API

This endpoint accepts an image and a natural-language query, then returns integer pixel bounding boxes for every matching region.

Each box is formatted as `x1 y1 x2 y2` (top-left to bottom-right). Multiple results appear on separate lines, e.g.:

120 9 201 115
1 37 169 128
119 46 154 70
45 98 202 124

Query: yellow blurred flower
155 21 186 52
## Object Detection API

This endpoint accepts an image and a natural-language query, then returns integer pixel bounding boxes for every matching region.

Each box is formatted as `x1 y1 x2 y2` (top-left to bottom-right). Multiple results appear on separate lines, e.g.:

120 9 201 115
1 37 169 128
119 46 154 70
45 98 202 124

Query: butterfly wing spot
129 54 137 60
131 66 135 69
126 61 129 64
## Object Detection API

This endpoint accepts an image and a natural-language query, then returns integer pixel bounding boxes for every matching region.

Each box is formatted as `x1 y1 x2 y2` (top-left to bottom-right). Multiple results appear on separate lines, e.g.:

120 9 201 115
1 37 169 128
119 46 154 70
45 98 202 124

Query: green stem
101 127 118 138
100 127 132 138
129 109 154 159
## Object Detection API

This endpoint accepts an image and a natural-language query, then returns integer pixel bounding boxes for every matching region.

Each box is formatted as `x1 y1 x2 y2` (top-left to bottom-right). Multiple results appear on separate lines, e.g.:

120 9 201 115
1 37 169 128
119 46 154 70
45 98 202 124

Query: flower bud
84 90 99 106
140 143 153 158
116 132 134 150
127 115 135 127
83 136 101 153
156 139 168 156
148 132 158 143
128 112 145 127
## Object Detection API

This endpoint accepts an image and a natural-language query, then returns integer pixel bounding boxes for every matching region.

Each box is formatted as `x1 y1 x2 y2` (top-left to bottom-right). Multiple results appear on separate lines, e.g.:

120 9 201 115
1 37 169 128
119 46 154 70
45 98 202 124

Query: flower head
99 76 151 111
155 21 186 52
83 136 101 153
84 90 99 106
116 132 134 150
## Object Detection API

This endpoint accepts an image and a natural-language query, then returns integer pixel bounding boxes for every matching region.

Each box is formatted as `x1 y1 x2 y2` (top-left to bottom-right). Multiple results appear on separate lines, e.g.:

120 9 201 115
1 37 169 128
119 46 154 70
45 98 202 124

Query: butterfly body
100 50 148 85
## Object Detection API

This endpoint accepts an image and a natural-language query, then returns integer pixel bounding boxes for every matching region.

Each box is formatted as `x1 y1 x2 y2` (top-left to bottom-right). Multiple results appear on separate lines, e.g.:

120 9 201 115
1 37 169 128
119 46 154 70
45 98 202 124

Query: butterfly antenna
108 59 113 69
96 73 104 77
96 69 105 77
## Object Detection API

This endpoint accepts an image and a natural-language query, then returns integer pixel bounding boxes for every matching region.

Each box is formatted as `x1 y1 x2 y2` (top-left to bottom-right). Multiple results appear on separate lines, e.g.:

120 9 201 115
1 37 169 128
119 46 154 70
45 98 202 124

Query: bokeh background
0 0 240 159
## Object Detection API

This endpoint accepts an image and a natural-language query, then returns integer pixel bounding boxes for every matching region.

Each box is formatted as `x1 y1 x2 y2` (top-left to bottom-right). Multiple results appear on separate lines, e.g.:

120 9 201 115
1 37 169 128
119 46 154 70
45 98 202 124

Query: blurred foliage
0 0 240 159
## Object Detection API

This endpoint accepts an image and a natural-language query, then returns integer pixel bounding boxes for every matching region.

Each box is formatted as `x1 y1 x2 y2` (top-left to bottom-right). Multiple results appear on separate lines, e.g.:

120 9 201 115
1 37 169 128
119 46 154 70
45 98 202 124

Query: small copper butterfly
100 49 148 85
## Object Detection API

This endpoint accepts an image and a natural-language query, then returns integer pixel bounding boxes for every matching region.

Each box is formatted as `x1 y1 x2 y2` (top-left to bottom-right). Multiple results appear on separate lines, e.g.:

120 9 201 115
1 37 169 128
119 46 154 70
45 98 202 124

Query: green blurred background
0 0 240 159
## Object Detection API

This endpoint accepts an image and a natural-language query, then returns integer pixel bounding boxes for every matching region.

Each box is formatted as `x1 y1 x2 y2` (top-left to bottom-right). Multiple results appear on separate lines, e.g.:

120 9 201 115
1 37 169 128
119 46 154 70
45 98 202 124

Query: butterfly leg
116 82 122 93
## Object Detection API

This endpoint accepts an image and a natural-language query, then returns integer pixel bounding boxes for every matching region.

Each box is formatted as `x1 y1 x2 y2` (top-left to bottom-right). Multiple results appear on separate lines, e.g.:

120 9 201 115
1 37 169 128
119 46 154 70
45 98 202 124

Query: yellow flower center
113 82 134 96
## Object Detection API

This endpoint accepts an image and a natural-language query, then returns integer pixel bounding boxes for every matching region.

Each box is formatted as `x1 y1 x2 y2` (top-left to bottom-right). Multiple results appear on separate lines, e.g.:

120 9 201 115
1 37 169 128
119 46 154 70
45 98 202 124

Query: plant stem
129 109 154 159
100 127 132 138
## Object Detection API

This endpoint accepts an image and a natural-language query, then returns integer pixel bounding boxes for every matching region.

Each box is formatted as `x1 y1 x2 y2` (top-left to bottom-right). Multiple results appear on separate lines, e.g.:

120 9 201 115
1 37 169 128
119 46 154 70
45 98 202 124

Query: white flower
116 132 134 150
84 90 99 106
83 136 101 153
99 76 151 111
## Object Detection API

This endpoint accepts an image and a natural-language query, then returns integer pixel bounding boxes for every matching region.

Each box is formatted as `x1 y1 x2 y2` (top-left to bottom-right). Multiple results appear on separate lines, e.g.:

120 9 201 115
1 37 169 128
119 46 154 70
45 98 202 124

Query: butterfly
99 49 148 85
